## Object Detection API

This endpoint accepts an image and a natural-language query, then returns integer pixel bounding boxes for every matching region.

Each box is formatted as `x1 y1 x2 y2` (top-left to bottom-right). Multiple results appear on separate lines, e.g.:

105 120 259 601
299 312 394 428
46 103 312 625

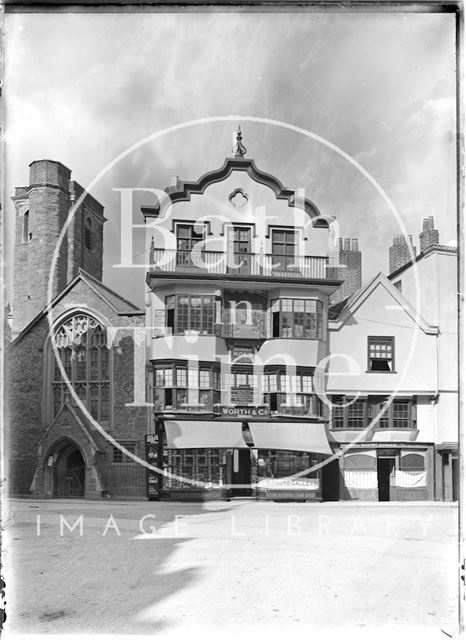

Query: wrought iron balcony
149 248 336 280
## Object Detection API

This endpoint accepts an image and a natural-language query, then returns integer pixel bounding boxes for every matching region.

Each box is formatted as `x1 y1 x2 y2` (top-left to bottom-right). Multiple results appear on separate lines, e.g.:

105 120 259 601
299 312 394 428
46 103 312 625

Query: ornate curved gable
142 129 327 228
164 157 323 224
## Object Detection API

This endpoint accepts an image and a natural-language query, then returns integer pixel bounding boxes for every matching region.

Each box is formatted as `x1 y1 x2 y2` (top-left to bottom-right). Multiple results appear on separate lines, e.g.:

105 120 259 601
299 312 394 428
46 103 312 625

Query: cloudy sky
5 9 457 307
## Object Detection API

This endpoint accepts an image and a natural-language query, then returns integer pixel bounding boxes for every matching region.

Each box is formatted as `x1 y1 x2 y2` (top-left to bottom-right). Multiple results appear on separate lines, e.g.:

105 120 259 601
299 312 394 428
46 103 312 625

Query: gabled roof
328 296 351 320
9 269 143 345
388 244 458 279
38 401 107 454
142 156 328 228
328 271 439 335
75 269 143 315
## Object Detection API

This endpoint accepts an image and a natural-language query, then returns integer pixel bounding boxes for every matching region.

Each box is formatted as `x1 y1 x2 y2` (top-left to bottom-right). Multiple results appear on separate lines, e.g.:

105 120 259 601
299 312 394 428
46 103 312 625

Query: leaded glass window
52 314 110 421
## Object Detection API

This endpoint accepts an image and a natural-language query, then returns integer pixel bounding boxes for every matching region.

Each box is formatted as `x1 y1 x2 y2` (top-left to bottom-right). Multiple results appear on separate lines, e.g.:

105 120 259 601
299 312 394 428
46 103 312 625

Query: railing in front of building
150 248 335 280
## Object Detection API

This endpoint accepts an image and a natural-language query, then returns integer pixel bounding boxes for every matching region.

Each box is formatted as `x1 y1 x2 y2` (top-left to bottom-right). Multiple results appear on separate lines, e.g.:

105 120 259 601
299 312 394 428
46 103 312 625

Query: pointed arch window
84 217 93 250
51 314 110 421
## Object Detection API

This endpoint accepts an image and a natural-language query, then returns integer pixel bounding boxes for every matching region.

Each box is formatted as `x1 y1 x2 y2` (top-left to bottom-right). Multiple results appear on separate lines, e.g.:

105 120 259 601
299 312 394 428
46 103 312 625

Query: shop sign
230 345 255 363
231 388 254 404
219 405 270 417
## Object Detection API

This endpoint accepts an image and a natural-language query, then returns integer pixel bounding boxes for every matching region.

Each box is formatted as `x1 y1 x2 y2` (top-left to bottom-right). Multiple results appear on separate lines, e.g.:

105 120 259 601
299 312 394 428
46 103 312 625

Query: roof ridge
78 268 141 311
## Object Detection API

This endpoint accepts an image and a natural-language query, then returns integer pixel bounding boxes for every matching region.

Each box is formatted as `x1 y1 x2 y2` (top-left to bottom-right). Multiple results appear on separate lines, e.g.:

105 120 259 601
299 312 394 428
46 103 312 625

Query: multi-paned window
368 336 395 372
257 450 320 479
271 229 296 269
331 396 415 430
262 369 321 415
52 314 110 421
163 449 224 488
112 442 137 463
153 363 220 412
271 298 323 339
176 223 205 266
166 294 215 335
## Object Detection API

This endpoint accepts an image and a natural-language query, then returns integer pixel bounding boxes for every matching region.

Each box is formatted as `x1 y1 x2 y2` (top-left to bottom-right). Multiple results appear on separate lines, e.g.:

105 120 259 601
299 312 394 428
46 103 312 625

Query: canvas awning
164 420 249 449
248 422 332 455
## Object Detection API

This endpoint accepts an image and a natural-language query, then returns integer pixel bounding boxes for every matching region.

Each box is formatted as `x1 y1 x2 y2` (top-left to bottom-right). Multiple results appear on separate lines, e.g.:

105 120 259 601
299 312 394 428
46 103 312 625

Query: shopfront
338 444 434 501
146 418 332 501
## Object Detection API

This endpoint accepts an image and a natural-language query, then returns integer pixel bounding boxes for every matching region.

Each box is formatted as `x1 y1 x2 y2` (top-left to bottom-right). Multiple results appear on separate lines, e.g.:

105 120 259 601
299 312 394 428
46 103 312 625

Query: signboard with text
219 405 271 418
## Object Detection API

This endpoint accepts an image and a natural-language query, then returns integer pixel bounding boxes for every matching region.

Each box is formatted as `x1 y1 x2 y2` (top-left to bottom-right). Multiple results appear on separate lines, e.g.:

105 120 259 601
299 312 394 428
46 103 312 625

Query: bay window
166 294 215 335
153 363 220 412
262 369 321 416
271 299 323 339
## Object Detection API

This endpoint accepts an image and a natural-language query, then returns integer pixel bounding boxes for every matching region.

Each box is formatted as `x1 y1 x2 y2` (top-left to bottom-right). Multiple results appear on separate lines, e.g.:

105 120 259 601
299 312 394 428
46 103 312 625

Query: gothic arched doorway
53 443 85 497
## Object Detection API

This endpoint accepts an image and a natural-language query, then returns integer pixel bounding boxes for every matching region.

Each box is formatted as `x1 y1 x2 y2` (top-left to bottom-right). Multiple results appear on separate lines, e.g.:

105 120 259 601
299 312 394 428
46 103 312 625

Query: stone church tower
11 160 105 337
7 159 147 500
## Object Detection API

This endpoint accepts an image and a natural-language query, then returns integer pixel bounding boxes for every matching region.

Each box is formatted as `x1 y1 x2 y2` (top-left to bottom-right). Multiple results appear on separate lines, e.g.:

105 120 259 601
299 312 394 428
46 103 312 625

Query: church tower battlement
11 160 106 337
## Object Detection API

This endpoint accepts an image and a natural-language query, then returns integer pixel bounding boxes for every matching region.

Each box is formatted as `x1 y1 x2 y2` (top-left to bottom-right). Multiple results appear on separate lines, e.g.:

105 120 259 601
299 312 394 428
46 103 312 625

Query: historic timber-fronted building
6 134 458 502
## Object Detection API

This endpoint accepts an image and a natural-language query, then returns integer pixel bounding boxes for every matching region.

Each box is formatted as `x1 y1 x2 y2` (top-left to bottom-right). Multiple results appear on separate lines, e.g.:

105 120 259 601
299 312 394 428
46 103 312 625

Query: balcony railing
149 249 335 280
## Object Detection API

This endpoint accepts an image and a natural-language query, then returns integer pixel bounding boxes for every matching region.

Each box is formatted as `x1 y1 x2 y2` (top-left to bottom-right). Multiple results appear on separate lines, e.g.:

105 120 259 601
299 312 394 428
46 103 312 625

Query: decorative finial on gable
232 125 247 158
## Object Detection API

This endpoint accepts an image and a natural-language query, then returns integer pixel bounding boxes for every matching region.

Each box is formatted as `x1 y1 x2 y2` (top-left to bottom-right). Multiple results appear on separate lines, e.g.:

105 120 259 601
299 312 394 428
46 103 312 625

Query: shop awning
248 422 332 455
164 420 248 449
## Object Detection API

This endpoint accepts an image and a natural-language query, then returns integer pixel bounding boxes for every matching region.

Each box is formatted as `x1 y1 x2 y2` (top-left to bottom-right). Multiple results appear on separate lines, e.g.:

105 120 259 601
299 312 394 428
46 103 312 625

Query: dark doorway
321 459 340 501
377 457 396 502
230 449 251 497
452 457 458 501
54 444 85 498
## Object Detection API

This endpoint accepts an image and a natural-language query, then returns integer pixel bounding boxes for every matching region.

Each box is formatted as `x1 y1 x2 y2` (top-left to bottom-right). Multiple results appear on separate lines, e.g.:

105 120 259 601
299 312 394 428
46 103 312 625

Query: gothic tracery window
52 314 110 421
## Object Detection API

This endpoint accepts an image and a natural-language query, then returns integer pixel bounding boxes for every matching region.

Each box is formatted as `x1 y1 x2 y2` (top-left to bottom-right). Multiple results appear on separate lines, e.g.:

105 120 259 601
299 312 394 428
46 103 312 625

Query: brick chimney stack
331 236 362 304
389 234 416 274
419 216 439 252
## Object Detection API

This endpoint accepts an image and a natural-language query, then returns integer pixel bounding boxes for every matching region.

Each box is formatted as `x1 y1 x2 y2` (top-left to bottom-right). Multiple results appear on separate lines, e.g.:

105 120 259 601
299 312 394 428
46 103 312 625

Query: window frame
165 294 216 335
270 298 323 339
331 395 415 430
22 210 32 243
153 362 220 412
261 367 321 416
84 217 93 251
51 314 111 423
367 336 395 373
112 442 137 464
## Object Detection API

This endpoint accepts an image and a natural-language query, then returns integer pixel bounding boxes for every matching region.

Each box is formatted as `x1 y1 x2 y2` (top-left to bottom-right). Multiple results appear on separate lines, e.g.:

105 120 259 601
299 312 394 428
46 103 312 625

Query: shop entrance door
230 449 252 497
321 459 340 501
377 457 396 502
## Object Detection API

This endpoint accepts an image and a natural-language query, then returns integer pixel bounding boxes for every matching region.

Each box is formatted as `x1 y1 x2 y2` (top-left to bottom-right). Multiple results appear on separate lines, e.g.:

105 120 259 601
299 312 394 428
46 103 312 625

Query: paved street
3 499 459 639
